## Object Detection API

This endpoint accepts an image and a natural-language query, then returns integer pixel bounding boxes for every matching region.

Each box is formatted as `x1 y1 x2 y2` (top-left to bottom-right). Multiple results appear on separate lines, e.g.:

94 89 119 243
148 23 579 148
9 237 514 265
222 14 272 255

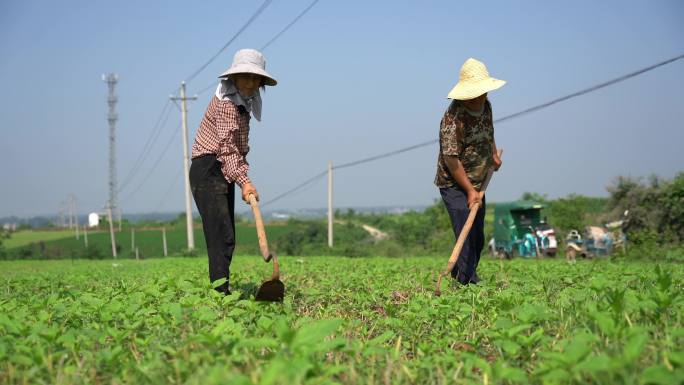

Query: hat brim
219 64 277 86
447 77 506 100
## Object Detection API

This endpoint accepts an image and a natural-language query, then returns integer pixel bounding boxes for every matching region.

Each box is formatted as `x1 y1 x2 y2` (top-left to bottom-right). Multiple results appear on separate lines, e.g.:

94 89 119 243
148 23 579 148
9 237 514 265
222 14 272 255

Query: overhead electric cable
262 53 684 206
152 168 184 213
337 53 684 170
494 53 684 123
120 122 182 203
194 0 323 96
260 0 321 51
261 170 327 207
183 0 273 85
119 101 173 192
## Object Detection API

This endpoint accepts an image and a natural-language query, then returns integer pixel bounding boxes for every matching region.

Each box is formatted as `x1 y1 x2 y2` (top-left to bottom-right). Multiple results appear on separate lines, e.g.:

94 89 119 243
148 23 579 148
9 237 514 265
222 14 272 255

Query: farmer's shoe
214 282 231 296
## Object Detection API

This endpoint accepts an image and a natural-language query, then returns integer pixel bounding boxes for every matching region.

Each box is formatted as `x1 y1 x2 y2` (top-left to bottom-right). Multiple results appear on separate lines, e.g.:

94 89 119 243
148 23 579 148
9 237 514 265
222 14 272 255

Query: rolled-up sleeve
215 102 251 187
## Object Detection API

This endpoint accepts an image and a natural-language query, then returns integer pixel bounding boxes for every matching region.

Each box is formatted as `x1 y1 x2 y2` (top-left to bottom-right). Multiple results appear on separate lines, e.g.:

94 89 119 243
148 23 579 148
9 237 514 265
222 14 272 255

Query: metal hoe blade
255 278 284 302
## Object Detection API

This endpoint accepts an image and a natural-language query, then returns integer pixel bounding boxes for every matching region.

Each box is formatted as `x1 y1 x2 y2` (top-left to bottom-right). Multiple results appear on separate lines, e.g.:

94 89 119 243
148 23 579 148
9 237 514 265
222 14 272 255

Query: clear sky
1 0 683 218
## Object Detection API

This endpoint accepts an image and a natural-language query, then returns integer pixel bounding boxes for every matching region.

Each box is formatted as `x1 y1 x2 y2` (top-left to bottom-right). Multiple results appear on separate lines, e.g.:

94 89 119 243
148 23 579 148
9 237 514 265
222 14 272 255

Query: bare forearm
492 139 502 171
445 156 476 193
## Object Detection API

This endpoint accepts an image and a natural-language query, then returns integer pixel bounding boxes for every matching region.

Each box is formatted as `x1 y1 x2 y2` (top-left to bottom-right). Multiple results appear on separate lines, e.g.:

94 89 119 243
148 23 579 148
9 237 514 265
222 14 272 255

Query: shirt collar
215 78 262 121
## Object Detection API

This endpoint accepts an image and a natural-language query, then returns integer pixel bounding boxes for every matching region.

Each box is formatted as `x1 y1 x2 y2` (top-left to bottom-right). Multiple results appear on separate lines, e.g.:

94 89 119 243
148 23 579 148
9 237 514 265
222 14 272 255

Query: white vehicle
534 222 558 257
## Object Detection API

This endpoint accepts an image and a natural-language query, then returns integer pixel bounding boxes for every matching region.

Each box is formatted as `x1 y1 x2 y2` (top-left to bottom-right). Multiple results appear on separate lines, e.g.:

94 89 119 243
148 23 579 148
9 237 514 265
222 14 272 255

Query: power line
193 0 323 96
337 52 684 170
494 53 684 123
262 53 684 206
153 168 184 213
261 170 327 207
260 0 321 51
333 139 437 170
120 122 182 204
183 0 273 85
121 0 320 210
118 101 173 192
195 81 218 97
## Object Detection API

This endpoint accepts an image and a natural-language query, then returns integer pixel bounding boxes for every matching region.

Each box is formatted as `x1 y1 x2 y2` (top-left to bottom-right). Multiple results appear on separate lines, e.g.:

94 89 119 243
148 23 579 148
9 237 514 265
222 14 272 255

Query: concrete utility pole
162 227 168 257
102 73 121 229
107 205 117 258
170 81 198 251
328 161 333 248
131 228 135 253
83 225 88 247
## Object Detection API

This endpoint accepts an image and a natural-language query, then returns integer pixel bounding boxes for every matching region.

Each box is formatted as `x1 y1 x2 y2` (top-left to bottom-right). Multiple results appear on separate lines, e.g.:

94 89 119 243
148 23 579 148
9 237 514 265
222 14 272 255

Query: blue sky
1 0 683 217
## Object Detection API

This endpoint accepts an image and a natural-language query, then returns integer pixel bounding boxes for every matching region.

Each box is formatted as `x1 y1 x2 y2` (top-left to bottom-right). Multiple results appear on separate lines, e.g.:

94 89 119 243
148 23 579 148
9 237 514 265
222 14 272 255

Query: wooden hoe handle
248 194 280 281
248 194 272 263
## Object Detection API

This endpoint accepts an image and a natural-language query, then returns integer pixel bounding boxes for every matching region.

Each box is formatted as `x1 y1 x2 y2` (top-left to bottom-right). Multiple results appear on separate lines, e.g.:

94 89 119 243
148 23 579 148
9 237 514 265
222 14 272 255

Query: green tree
660 172 684 240
607 172 684 242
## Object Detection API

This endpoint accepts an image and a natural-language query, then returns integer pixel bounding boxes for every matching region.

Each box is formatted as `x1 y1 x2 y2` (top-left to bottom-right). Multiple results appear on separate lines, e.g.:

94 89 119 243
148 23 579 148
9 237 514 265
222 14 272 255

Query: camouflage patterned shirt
434 99 494 190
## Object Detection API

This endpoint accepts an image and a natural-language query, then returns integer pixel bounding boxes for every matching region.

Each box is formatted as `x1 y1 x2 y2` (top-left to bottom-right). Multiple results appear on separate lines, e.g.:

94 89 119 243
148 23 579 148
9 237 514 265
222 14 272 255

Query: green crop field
3 230 75 249
3 224 295 259
1 256 682 384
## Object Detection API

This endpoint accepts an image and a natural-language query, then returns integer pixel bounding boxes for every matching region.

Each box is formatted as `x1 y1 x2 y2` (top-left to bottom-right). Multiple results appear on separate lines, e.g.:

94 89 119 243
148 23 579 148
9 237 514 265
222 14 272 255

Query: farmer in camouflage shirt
435 58 505 284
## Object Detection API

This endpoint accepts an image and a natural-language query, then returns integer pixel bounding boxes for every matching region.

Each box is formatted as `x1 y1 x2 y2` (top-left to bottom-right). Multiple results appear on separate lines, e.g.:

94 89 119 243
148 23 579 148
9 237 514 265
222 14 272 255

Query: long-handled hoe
435 150 502 296
248 194 284 302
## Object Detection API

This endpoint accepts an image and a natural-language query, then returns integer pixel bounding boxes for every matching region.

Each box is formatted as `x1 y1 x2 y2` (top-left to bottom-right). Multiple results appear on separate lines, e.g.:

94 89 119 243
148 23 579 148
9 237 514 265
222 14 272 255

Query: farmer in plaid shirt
190 49 277 295
435 58 505 285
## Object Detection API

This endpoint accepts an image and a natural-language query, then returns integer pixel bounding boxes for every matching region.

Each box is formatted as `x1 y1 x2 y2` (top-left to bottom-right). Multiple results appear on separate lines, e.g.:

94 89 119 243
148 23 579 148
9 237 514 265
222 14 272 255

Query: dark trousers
189 155 236 289
440 185 486 284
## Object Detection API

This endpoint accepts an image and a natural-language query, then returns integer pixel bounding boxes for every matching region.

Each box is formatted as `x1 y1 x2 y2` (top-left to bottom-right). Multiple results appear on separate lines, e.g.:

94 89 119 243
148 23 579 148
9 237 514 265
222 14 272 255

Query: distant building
88 213 100 228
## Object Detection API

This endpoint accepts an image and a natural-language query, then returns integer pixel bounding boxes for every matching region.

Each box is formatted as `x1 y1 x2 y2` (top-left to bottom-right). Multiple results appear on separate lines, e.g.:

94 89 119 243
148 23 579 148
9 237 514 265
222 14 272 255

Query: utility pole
131 228 135 253
83 224 88 247
102 73 120 232
328 161 333 248
170 81 198 251
107 205 117 258
162 227 168 257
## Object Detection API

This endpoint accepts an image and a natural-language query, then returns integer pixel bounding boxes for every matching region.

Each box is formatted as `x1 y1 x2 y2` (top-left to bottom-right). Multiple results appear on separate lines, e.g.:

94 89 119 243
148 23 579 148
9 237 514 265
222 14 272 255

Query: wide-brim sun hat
218 49 277 86
447 58 505 100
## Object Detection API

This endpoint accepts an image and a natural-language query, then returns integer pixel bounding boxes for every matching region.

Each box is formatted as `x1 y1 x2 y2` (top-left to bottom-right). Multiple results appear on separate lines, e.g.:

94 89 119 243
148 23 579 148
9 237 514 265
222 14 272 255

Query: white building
88 213 100 228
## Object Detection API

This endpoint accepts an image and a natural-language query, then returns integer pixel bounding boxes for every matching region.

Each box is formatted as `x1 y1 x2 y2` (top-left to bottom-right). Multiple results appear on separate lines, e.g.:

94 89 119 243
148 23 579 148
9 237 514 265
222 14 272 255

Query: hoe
248 194 284 302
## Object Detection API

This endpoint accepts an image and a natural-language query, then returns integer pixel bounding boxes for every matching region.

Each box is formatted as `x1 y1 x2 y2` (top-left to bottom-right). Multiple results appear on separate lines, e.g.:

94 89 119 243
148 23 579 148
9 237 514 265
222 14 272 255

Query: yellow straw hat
447 58 506 100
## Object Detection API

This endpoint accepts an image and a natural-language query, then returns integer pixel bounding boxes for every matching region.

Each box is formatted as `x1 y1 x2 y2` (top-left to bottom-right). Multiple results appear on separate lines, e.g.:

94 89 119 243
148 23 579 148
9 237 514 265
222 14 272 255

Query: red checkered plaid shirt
191 96 251 187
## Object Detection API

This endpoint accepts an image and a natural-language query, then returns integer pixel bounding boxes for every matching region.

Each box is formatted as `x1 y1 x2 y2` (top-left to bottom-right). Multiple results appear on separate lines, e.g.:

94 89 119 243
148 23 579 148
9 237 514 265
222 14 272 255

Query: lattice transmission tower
102 73 120 225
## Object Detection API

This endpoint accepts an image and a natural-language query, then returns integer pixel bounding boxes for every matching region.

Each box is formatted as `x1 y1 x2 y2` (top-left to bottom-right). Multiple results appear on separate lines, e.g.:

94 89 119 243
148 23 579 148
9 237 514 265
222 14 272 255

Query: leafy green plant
0 256 682 384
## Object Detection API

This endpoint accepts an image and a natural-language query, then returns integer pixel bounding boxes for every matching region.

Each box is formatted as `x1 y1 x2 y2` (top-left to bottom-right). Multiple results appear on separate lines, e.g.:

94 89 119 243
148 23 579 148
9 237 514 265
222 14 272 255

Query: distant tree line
607 172 684 243
275 172 684 259
1 173 681 261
